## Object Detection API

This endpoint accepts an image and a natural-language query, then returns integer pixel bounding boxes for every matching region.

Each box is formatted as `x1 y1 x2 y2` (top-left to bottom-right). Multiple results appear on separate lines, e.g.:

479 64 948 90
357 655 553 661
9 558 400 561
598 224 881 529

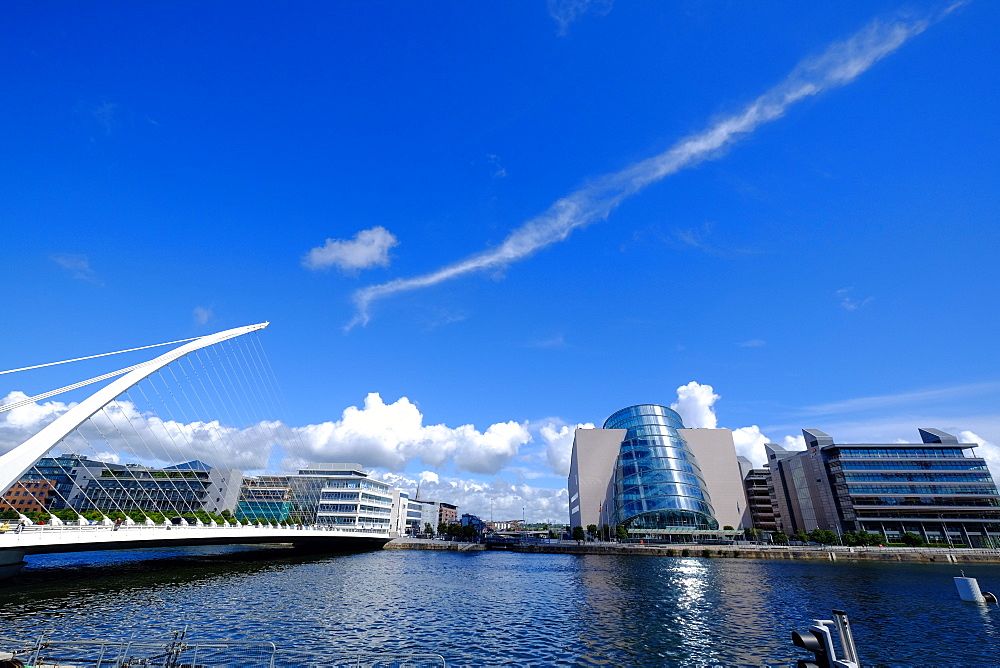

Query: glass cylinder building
605 405 719 533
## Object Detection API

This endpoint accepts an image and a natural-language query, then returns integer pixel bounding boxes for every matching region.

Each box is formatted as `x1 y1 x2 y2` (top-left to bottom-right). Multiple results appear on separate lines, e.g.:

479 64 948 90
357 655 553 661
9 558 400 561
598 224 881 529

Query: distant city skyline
2 2 998 522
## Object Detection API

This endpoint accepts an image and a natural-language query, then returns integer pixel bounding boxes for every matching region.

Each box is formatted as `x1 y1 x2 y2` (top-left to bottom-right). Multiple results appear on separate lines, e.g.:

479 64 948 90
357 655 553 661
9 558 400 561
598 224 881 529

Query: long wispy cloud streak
348 7 957 330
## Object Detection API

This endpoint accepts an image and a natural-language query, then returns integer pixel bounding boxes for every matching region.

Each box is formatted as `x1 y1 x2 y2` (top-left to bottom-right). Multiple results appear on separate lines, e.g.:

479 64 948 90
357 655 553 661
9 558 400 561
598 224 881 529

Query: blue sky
2 1 999 522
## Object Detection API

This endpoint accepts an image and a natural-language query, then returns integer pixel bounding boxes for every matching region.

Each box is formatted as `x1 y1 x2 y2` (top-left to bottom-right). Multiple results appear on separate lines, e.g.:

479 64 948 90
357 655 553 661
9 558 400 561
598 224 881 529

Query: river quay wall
385 538 1000 563
384 538 486 552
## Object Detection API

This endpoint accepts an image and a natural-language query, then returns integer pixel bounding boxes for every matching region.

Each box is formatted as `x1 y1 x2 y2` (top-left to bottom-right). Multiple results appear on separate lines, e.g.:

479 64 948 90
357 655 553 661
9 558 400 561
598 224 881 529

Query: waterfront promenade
386 536 1000 563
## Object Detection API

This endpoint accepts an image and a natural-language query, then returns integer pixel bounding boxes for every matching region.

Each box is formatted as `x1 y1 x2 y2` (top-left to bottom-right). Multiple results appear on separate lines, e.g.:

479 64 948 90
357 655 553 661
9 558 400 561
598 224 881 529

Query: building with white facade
287 463 394 536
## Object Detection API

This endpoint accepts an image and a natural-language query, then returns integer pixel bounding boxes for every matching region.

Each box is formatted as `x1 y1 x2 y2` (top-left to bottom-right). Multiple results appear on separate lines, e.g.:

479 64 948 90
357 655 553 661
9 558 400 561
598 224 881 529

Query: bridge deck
0 524 390 578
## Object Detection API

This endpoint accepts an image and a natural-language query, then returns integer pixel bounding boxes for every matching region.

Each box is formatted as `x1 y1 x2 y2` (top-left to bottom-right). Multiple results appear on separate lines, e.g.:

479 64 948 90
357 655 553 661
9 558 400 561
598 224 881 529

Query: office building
1 479 56 513
768 428 1000 546
737 456 777 534
288 463 394 535
236 475 293 522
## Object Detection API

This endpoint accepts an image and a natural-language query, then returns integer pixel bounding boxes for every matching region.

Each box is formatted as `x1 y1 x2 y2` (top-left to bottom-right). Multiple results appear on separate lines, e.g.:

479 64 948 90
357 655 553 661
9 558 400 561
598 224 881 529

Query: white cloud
672 381 719 429
51 253 103 285
92 101 116 136
783 434 807 451
0 392 278 473
2 390 531 479
800 382 1000 416
347 10 942 329
371 469 569 524
959 431 1000 482
192 306 213 325
525 334 567 349
547 0 614 36
486 154 507 178
418 470 440 485
287 393 531 475
302 226 399 272
836 287 874 311
739 339 766 348
732 426 770 468
540 421 596 476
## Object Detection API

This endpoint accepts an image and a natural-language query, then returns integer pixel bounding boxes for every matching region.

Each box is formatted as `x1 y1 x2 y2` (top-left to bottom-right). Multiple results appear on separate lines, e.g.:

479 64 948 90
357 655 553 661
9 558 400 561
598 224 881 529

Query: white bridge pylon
0 322 269 497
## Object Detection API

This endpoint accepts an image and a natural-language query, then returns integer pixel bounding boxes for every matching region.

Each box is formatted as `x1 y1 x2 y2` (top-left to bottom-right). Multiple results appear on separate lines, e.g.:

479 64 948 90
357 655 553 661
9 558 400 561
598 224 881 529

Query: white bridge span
0 323 393 579
0 523 388 578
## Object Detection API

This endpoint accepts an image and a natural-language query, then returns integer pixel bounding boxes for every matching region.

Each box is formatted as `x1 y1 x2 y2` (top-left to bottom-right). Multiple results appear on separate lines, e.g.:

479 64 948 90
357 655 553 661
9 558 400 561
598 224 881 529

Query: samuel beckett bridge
0 323 391 579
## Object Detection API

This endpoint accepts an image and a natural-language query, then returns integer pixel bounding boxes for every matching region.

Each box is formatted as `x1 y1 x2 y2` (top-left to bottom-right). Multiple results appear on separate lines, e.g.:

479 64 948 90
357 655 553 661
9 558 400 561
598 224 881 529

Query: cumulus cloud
732 426 770 467
672 381 720 429
540 421 596 476
286 393 531 475
669 382 811 467
371 469 569 524
959 430 1000 481
0 392 278 474
347 10 944 329
783 434 807 451
302 226 399 273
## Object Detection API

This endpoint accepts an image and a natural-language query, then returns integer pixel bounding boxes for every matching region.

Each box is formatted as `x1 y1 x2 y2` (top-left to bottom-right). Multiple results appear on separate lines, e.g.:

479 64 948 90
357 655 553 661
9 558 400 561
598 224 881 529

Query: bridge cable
239 334 301 525
0 337 200 376
142 372 207 521
178 352 252 521
101 402 170 522
86 412 143 521
167 352 248 523
113 395 178 520
130 383 198 523
27 456 81 523
209 339 276 523
188 348 260 523
158 366 216 520
249 334 314 476
232 335 300 524
0 362 146 413
122 388 190 522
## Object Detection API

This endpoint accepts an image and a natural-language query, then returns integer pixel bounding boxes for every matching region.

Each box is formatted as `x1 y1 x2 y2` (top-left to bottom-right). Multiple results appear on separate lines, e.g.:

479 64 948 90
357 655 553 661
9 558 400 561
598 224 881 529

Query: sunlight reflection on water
2 548 1000 666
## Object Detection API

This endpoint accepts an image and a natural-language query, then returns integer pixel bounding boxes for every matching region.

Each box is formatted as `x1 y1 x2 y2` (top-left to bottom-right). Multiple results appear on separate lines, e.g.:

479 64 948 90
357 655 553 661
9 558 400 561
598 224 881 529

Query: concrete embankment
385 538 1000 563
384 538 485 551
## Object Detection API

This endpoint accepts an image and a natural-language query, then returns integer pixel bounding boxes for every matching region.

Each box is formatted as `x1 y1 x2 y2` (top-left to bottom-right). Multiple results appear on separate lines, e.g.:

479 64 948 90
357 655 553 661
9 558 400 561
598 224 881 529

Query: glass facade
605 405 718 532
824 443 1000 545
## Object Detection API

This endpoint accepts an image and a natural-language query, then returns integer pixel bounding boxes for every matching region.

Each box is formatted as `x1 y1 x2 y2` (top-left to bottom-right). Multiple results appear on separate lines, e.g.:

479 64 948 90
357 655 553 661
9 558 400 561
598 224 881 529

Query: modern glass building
768 428 1000 547
604 405 719 535
287 463 394 535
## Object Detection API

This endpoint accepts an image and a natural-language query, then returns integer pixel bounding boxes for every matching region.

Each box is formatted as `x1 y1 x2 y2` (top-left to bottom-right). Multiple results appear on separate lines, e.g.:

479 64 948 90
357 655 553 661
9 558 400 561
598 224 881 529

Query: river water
2 546 1000 666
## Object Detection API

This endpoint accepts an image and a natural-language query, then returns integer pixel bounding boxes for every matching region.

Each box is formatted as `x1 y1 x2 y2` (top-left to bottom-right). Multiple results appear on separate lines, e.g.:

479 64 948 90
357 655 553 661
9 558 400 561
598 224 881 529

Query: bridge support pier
0 549 27 580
